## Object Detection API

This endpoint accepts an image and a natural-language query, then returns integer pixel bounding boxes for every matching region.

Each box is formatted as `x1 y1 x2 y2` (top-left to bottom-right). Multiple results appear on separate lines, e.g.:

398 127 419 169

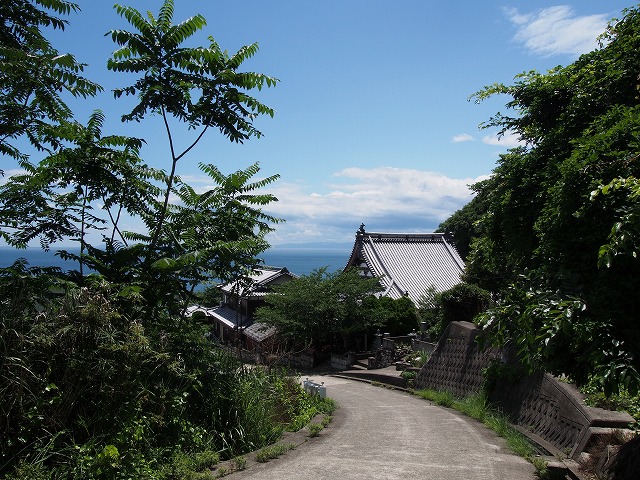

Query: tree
255 268 383 351
96 0 282 317
465 6 640 394
0 111 155 261
417 283 491 340
0 0 101 163
362 295 419 337
148 162 282 314
106 0 278 262
436 192 487 260
0 3 313 477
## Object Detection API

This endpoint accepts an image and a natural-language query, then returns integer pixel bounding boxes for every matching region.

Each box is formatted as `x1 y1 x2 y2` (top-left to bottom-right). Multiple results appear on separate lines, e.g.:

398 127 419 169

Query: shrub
418 283 491 339
231 455 246 471
581 378 640 425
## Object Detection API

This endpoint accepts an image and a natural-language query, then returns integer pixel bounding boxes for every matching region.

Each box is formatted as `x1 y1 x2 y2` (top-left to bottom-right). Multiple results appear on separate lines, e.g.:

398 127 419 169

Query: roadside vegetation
436 5 640 400
0 0 331 478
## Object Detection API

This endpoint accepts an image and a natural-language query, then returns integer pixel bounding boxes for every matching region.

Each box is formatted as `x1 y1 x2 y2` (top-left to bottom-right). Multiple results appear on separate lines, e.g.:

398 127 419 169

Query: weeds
321 415 333 427
255 443 296 463
308 423 323 437
405 349 430 368
215 466 228 478
530 456 549 478
231 455 246 471
416 389 455 408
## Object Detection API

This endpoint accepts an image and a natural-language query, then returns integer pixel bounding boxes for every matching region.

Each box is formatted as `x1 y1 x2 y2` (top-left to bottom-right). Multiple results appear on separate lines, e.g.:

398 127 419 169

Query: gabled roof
344 227 465 305
220 266 298 298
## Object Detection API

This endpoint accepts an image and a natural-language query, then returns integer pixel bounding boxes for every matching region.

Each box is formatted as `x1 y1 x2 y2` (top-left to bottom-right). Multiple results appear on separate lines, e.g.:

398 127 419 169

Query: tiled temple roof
345 228 465 305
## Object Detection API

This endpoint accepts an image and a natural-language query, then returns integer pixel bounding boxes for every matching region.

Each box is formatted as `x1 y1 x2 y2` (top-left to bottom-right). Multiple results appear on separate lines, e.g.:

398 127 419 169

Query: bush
582 378 640 425
0 277 333 478
405 349 430 368
418 283 491 339
307 423 323 437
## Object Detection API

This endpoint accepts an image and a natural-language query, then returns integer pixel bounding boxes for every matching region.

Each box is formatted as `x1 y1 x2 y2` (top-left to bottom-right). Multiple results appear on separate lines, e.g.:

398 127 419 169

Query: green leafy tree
465 6 640 394
591 175 640 268
0 2 300 478
436 193 487 261
255 268 383 351
417 283 491 340
106 0 278 260
147 162 282 314
0 111 155 265
0 0 101 163
362 295 419 337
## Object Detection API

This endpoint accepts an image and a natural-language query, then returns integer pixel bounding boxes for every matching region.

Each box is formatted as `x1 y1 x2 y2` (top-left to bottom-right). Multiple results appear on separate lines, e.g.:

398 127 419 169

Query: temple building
344 224 465 305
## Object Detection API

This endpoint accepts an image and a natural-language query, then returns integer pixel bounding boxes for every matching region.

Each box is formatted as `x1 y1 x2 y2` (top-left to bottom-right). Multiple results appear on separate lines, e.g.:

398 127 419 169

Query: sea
0 246 351 277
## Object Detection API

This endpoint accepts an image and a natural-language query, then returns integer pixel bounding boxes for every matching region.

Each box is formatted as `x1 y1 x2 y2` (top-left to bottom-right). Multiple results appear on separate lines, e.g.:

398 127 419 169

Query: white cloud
505 5 610 57
482 131 523 147
452 133 475 143
262 166 488 246
0 166 486 248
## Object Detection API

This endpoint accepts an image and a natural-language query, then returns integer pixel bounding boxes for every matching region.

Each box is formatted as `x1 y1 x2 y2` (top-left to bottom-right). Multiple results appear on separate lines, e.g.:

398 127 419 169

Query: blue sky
3 1 634 248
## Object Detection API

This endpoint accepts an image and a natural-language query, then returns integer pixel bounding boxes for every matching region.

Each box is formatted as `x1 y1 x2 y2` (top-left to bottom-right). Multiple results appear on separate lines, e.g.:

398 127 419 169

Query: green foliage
106 0 278 262
255 267 384 351
401 370 417 381
108 0 277 138
307 423 323 437
436 198 486 261
159 450 220 479
0 110 154 253
591 176 640 269
231 455 246 471
405 349 430 368
581 377 640 425
0 0 102 162
0 0 295 478
196 284 223 307
254 443 295 463
417 283 491 340
0 273 332 478
320 415 333 428
362 295 419 337
453 5 640 394
401 370 417 388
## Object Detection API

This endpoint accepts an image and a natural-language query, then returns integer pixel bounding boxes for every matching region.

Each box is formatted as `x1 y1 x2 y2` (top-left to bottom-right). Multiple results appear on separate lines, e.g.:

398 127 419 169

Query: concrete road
229 375 536 480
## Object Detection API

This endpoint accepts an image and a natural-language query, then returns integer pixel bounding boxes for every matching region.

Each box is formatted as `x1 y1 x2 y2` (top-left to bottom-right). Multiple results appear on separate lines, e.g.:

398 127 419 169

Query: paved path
229 375 536 480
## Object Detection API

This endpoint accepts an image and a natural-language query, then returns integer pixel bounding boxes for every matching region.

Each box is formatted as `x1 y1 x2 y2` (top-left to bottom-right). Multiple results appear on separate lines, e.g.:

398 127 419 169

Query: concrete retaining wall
415 321 634 459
